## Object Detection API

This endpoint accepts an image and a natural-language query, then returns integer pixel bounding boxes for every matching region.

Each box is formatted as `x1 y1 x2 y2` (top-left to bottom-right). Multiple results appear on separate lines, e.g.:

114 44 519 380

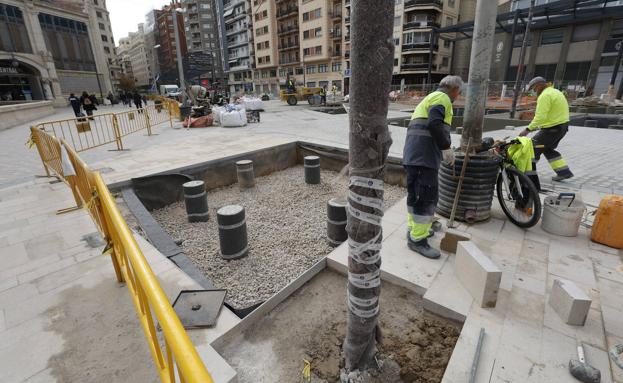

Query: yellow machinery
280 87 322 106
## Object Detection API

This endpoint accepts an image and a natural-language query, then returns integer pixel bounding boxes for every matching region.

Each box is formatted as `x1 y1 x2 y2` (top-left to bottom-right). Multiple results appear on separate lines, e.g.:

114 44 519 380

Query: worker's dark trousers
405 165 438 241
527 124 573 189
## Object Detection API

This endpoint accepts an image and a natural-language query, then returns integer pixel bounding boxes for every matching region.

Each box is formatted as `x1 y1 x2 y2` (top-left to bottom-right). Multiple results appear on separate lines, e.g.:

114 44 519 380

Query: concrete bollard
236 160 255 190
304 155 321 184
217 205 248 260
183 180 209 222
584 120 597 128
327 198 347 246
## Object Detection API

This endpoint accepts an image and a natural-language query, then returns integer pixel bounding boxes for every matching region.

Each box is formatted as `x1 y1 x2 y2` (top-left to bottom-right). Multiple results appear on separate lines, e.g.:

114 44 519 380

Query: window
279 68 286 76
318 64 327 73
446 17 454 27
563 61 591 81
306 66 316 74
394 16 401 27
296 67 304 75
307 82 317 87
513 33 532 47
332 62 342 72
540 29 564 45
0 4 33 54
38 13 95 71
444 39 451 48
448 0 455 7
104 46 110 53
303 27 322 39
394 58 399 66
442 57 449 67
99 22 105 30
403 31 430 44
101 34 108 42
96 11 102 18
201 3 210 9
572 24 600 42
534 63 557 79
394 38 400 46
303 8 322 22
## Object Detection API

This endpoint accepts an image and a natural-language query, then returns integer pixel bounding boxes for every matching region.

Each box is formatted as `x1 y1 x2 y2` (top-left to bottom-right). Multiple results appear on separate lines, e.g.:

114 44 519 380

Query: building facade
118 24 153 88
181 0 224 87
0 0 114 106
223 0 255 94
91 0 121 92
154 2 188 85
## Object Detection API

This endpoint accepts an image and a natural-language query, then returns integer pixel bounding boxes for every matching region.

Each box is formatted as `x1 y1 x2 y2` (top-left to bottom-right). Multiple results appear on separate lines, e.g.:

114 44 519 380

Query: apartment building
248 0 461 96
154 3 187 85
181 0 224 86
117 24 152 87
223 0 255 94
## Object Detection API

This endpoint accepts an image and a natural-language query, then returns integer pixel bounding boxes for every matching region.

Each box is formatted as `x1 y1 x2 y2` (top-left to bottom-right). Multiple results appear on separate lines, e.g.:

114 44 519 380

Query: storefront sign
0 67 19 74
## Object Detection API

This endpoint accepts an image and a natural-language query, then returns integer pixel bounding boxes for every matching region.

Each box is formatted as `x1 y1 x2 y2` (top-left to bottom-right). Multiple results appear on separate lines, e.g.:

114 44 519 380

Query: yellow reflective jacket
508 136 535 173
528 86 569 131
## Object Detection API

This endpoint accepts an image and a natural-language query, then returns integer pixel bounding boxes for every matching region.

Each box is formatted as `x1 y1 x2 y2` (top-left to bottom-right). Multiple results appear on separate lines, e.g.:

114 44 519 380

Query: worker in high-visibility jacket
402 75 463 259
519 77 574 186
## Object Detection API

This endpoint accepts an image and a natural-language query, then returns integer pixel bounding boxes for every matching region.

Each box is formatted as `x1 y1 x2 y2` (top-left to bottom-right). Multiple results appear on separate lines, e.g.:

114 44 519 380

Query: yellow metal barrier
30 127 214 383
154 96 181 120
33 104 173 152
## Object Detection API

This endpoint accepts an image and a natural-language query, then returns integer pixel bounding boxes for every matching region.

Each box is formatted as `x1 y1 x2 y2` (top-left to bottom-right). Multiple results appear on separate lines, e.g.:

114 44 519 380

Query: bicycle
491 138 542 228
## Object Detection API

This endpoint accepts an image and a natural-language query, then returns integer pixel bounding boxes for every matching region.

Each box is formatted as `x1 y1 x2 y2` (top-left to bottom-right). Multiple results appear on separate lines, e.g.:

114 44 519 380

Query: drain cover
172 289 227 329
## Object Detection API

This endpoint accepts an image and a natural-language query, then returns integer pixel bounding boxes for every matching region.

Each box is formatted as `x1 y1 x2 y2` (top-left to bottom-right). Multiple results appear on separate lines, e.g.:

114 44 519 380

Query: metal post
112 114 124 150
461 0 499 149
427 30 435 90
617 64 623 100
144 108 152 135
610 40 623 92
504 10 520 82
172 10 186 104
510 0 535 119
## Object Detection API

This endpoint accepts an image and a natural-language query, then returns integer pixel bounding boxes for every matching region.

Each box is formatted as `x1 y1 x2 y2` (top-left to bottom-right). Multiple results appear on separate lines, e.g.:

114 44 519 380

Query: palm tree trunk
343 0 395 371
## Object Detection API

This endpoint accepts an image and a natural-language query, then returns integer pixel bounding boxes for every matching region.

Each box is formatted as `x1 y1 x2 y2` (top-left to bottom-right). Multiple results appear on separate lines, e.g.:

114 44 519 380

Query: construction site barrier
29 127 214 383
32 104 173 152
153 95 181 120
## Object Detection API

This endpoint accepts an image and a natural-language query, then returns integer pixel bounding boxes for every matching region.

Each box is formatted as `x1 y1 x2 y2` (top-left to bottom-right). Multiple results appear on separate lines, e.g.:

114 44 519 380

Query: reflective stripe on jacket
528 86 569 131
403 90 453 169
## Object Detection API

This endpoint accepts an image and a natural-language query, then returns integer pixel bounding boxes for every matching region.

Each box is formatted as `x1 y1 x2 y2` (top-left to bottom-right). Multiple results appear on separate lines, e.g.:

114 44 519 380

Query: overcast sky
108 0 171 44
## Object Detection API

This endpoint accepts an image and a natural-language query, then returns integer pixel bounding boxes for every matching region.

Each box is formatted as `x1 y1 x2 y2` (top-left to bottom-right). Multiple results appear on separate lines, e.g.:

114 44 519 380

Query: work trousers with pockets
527 123 573 189
405 165 438 241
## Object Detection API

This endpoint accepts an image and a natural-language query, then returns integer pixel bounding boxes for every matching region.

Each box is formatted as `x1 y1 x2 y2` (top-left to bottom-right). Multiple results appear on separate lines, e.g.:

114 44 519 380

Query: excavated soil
219 270 461 383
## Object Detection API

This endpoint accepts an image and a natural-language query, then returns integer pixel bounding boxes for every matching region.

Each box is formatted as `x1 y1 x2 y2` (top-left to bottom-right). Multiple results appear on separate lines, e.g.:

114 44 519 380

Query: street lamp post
172 8 186 103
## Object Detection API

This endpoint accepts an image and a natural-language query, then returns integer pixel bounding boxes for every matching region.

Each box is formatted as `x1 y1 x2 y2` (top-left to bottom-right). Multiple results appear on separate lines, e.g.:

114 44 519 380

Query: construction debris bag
240 97 264 111
221 108 247 127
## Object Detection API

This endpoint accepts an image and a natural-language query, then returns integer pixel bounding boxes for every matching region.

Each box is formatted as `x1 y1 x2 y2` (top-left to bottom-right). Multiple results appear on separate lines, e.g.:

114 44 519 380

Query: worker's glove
442 149 455 166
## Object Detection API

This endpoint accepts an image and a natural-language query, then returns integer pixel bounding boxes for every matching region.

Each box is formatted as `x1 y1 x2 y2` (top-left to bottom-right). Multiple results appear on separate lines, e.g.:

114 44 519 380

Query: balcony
276 6 298 19
330 10 342 19
403 20 440 30
278 42 299 51
344 16 350 24
401 42 438 52
401 62 429 71
345 0 350 7
226 25 247 36
331 50 342 57
279 58 300 65
331 30 342 39
227 38 249 48
404 0 443 9
345 34 350 42
345 51 350 59
278 24 299 35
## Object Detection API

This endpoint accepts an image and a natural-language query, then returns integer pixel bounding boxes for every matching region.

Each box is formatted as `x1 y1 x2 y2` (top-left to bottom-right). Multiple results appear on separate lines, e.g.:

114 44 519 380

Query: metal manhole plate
172 289 227 329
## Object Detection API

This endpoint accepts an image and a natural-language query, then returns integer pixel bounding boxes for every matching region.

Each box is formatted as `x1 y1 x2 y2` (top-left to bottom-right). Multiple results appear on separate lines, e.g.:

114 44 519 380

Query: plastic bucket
541 194 586 237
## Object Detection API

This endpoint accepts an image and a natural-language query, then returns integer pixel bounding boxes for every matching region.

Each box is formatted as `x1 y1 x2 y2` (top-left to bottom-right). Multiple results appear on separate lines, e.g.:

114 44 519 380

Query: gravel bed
151 166 405 308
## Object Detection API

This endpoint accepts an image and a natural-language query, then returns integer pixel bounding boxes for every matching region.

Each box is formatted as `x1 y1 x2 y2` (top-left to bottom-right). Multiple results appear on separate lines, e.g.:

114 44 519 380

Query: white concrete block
455 241 502 308
549 278 592 326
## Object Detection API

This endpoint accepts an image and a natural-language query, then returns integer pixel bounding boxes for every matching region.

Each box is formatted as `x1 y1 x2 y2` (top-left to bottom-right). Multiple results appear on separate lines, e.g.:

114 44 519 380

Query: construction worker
402 75 462 259
320 85 327 106
519 77 573 185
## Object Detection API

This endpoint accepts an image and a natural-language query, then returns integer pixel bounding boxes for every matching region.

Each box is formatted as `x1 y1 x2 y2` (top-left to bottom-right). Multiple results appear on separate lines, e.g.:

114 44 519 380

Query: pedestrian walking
320 85 327 106
519 77 574 188
68 93 81 117
402 75 463 259
133 91 143 112
126 91 133 107
142 94 147 106
107 91 114 106
80 91 97 119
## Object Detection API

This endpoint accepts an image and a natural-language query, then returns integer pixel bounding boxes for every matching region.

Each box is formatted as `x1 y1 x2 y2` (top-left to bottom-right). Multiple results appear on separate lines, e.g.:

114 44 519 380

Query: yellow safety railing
29 127 214 383
154 96 181 120
32 104 173 152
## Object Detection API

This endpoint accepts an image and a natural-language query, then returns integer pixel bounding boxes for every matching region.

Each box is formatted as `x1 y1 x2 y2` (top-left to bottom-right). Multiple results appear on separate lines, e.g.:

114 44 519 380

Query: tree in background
118 75 136 92
343 0 395 371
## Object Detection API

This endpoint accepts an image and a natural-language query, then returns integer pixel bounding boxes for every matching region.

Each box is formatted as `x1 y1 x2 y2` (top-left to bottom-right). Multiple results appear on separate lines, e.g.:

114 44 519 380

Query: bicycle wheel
496 166 542 228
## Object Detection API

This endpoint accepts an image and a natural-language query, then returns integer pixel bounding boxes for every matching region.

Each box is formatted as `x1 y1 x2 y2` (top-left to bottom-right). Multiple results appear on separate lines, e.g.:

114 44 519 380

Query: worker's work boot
407 237 441 259
406 229 434 241
552 172 574 182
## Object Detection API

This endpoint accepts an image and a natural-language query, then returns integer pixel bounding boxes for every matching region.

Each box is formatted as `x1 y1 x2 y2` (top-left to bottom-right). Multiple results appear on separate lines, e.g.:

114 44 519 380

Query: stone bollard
183 180 209 222
327 198 347 247
217 205 248 260
236 160 255 190
304 155 321 184
584 120 597 128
